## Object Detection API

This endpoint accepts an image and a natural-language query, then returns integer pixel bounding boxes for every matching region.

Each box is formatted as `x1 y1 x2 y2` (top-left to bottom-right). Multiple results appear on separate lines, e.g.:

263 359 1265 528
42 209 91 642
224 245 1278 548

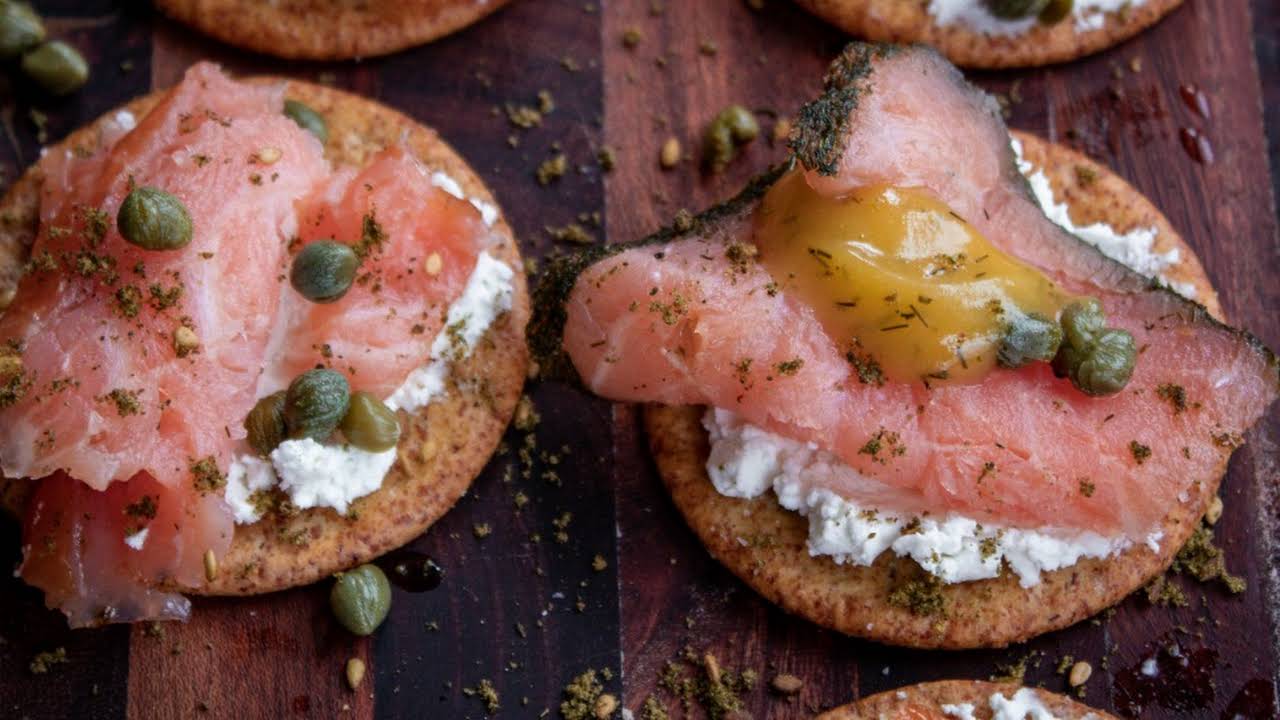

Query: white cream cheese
941 703 977 720
929 0 1148 37
224 241 514 524
706 409 1142 587
1012 137 1196 299
988 688 1060 720
124 527 149 551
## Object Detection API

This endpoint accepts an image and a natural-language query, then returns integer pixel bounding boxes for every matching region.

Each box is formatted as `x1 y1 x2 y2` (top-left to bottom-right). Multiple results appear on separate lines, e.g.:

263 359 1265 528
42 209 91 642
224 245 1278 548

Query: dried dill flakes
698 39 718 56
1078 478 1096 497
723 242 757 273
845 347 885 386
774 358 803 376
657 652 755 720
1144 575 1188 607
596 146 616 172
124 494 158 521
639 696 669 720
887 570 945 617
1129 440 1152 465
190 456 225 493
1074 165 1098 187
648 293 687 325
990 652 1038 684
29 646 67 674
505 103 543 129
114 284 143 318
29 108 48 144
104 388 142 417
620 27 643 49
81 207 111 246
537 89 556 115
463 678 500 715
355 212 386 260
559 669 608 720
858 427 904 463
976 461 997 484
546 222 595 245
1172 522 1246 594
591 554 608 572
513 395 540 431
0 355 31 408
148 281 184 311
672 208 695 233
536 154 568 185
1155 383 1191 413
472 522 492 539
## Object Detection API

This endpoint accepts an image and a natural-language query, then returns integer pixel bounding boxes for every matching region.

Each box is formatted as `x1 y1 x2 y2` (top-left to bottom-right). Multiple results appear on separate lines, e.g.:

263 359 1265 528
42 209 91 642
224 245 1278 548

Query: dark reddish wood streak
606 2 1279 719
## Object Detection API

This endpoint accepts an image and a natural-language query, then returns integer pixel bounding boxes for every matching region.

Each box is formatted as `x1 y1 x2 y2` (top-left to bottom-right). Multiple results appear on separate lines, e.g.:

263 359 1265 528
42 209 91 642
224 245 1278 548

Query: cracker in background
795 0 1183 69
817 680 1118 719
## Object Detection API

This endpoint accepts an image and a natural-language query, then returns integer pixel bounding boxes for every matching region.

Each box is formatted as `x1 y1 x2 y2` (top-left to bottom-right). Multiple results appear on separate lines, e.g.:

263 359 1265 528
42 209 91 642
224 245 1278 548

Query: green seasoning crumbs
559 669 605 720
888 571 945 617
591 554 608 572
29 647 67 674
596 146 616 172
190 456 225 493
846 348 885 386
1074 165 1098 187
621 27 643 48
115 285 143 318
1144 575 1188 607
990 653 1034 684
546 222 594 245
774 358 804 376
536 154 568 185
1078 479 1096 497
648 293 688 325
1172 522 1246 593
124 495 158 521
1 355 30 408
1129 440 1152 465
1156 383 1189 413
355 212 386 260
105 388 142 417
658 653 753 720
473 523 492 539
857 428 904 464
639 696 670 720
463 679 500 715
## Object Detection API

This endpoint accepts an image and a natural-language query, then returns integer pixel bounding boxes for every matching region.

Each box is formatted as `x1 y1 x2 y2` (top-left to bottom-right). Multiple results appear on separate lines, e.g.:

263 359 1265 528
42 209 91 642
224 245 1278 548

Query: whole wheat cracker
816 680 1119 719
0 78 529 596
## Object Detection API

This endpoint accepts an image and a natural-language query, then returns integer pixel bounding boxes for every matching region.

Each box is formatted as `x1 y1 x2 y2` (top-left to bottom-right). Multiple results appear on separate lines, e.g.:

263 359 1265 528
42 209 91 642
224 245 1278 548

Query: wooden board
0 1 1277 718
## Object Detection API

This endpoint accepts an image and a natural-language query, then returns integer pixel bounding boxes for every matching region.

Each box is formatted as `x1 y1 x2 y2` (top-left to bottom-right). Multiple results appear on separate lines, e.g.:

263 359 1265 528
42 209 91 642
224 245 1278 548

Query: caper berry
1038 0 1074 23
290 239 358 303
117 186 193 251
0 2 45 58
20 40 87 96
703 104 760 172
341 391 401 453
983 0 1051 19
283 99 328 144
244 391 287 456
285 369 350 441
329 564 391 636
997 311 1063 368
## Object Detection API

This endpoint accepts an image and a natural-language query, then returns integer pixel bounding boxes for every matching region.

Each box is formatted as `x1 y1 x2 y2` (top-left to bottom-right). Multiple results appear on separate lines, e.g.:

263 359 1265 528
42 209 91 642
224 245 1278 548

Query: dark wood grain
0 0 1277 718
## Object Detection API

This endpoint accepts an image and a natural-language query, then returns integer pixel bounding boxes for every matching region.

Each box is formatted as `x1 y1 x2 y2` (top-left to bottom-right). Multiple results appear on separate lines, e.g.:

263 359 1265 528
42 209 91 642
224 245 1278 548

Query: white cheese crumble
224 245 514 524
431 170 500 227
941 702 977 720
1012 137 1196 299
705 408 1151 587
929 0 1148 37
988 688 1060 720
124 527 149 551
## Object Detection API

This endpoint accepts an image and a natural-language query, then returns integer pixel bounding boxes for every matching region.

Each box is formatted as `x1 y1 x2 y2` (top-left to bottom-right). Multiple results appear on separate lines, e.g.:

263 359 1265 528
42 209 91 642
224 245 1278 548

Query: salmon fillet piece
558 45 1279 539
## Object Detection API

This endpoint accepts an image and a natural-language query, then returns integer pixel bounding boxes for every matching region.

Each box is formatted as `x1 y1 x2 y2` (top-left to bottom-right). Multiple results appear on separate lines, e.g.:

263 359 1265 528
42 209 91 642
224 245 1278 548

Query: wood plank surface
0 0 1276 718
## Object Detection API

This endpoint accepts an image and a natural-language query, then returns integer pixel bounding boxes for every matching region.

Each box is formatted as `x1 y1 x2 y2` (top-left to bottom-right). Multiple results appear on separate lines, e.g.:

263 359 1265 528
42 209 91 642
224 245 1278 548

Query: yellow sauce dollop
754 170 1068 385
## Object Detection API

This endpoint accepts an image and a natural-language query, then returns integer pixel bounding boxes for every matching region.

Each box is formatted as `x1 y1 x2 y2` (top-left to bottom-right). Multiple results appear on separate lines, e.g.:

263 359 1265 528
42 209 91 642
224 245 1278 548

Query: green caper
1056 328 1136 397
117 186 193 251
283 99 328 144
290 239 358 303
703 105 760 172
329 564 391 636
285 368 350 441
1038 0 1074 23
20 40 87 96
1059 298 1106 350
244 391 287 456
341 391 401 452
997 311 1063 368
0 2 45 58
983 0 1051 18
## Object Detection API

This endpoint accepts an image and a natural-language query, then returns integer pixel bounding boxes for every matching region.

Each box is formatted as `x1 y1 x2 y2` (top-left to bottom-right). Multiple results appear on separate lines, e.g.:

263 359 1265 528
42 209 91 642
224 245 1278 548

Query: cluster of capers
998 298 1136 396
244 368 401 455
984 0 1074 23
1 2 88 96
703 104 760 173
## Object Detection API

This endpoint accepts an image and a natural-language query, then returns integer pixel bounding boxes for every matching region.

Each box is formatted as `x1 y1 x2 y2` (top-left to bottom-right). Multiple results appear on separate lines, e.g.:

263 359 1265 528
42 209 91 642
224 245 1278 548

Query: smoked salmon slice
1 64 496 626
553 45 1279 540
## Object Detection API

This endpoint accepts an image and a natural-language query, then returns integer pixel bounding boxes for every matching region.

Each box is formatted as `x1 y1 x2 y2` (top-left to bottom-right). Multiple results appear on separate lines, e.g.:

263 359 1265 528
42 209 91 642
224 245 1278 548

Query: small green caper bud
997 311 1063 368
1059 298 1106 350
1066 328 1136 397
703 105 759 173
983 0 1051 19
0 2 45 58
117 186 193 251
285 368 350 441
283 99 328 144
20 40 87 96
330 564 391 636
340 391 401 453
290 239 358 304
244 391 287 456
1038 0 1074 23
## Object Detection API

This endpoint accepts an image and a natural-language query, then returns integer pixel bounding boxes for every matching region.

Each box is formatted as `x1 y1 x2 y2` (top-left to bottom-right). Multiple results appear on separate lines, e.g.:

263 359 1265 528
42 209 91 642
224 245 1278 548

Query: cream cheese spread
929 0 1149 37
224 225 514 523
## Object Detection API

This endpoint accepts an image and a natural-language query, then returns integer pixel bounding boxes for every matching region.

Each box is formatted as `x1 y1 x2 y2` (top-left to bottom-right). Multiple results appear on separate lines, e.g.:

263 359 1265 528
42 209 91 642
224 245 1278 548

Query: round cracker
645 133 1222 649
816 680 1118 719
794 0 1183 69
155 0 512 61
0 79 529 596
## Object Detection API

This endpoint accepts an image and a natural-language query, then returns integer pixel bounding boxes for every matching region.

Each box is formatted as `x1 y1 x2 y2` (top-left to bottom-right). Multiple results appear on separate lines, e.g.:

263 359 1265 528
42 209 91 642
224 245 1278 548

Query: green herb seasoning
1129 440 1151 465
190 456 225 492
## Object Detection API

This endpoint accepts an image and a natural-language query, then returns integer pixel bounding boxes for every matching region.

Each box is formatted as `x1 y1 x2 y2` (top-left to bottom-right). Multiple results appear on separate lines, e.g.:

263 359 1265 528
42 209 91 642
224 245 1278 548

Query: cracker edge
815 679 1119 719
